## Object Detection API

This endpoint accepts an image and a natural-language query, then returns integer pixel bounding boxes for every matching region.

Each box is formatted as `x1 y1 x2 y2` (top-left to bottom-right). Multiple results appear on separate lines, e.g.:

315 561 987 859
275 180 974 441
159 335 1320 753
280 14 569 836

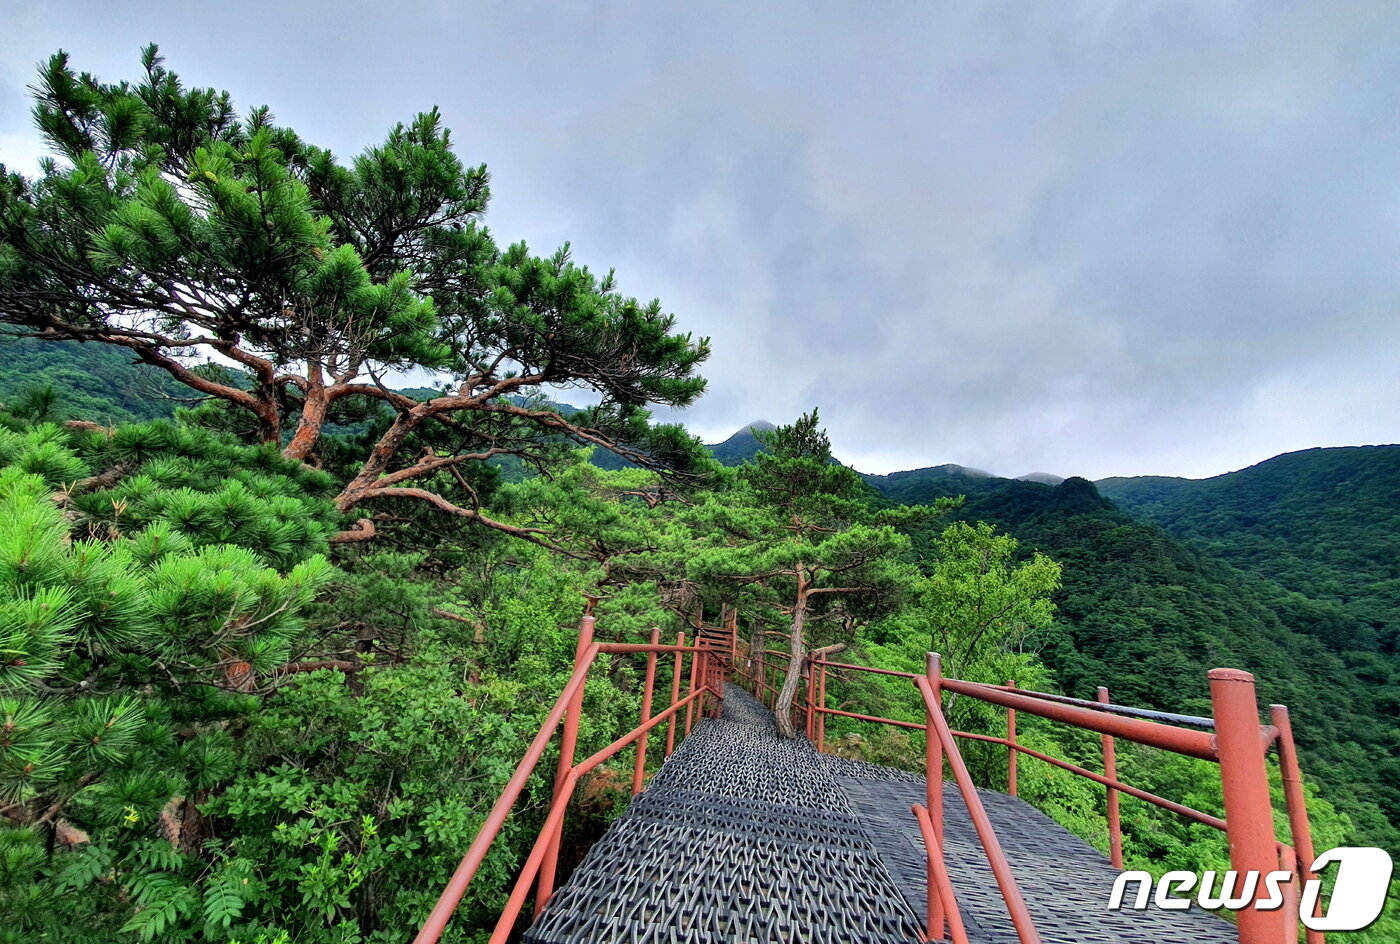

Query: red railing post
535 610 595 915
710 644 720 717
665 632 684 757
913 804 971 944
631 627 661 795
753 636 764 705
708 644 720 717
705 647 714 717
1006 679 1018 796
1097 686 1123 869
926 652 946 941
1272 704 1323 944
756 655 762 704
1209 668 1287 944
703 645 712 718
816 663 828 753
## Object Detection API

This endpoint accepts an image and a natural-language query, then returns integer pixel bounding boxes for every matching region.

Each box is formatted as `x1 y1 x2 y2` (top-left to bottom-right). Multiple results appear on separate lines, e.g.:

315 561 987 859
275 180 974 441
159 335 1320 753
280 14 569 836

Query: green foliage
0 339 187 425
0 413 335 943
203 589 643 943
914 521 1060 675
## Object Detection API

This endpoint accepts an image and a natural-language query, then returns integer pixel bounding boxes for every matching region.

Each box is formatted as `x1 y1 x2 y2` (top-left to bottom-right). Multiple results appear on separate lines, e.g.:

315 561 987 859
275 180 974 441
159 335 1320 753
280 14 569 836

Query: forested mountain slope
864 467 1400 852
0 338 189 423
1099 445 1400 653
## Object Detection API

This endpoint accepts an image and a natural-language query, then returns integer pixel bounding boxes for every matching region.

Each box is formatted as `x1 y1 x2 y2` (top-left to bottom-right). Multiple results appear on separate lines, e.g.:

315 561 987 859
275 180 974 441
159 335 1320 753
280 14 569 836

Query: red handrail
940 676 1220 760
412 612 732 944
416 612 1320 944
918 673 1042 944
759 646 1322 944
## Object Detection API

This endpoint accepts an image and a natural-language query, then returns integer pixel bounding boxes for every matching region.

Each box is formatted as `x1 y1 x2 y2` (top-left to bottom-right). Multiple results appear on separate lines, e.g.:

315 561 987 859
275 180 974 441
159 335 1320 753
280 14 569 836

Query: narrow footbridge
413 612 1324 944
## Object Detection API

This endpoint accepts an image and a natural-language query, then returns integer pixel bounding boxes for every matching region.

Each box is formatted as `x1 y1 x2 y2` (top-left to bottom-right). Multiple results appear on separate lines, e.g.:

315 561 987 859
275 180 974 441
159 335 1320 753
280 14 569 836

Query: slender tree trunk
284 368 330 461
774 567 809 738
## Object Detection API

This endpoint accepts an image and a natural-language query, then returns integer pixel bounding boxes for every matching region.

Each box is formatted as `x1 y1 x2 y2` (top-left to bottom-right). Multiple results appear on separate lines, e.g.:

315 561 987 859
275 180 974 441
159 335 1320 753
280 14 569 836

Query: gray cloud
3 0 1397 479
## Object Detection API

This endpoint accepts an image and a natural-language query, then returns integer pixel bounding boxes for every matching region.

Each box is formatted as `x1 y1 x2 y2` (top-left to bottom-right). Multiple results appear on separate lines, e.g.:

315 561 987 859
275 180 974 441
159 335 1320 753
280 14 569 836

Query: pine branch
333 486 585 558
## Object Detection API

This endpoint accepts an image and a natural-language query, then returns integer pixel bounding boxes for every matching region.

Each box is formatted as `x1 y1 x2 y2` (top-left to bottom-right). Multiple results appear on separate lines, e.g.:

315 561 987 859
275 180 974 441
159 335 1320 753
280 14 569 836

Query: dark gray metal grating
525 682 1239 944
838 774 1238 944
525 684 925 944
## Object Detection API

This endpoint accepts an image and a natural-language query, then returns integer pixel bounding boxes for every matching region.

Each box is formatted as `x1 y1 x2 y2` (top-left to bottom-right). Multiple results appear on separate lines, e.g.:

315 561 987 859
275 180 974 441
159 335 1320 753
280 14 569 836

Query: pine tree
0 46 711 549
684 411 955 737
0 416 332 942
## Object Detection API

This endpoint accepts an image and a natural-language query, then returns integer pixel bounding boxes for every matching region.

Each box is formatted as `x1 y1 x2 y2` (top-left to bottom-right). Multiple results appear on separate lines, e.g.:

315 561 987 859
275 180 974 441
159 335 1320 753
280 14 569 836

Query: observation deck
525 684 1237 944
411 611 1321 944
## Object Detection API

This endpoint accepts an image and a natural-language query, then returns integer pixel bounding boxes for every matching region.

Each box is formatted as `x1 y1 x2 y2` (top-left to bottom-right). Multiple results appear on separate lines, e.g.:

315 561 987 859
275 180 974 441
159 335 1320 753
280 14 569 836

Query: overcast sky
3 1 1398 480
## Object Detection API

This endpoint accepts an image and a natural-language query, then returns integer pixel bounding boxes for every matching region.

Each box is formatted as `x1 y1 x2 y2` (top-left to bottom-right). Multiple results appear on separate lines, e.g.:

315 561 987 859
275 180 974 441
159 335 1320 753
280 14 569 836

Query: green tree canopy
682 411 952 736
0 46 711 548
919 520 1061 677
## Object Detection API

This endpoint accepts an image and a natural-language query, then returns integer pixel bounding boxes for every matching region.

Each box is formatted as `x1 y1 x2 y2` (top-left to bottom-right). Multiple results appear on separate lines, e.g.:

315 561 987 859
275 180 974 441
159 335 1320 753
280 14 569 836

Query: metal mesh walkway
525 684 1237 944
834 773 1237 944
525 685 924 943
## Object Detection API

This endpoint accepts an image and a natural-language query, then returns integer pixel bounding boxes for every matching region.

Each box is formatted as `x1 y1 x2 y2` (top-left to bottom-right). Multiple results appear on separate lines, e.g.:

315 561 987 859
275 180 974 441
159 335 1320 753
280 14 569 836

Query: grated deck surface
525 684 1237 944
836 775 1237 944
525 685 923 944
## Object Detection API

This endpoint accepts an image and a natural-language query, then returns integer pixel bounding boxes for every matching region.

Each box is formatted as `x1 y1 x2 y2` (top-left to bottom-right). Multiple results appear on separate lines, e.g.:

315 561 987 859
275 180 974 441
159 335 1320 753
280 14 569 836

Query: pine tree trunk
284 383 330 461
774 569 809 738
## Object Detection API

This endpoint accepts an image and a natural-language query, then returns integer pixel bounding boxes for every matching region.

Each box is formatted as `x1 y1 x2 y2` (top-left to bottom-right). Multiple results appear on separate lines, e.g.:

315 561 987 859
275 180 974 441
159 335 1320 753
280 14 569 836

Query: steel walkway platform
525 684 1237 944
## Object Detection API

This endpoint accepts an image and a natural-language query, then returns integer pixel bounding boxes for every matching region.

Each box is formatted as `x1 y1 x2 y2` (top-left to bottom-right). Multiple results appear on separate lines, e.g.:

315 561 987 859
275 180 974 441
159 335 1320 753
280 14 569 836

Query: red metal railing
411 612 730 944
414 606 1321 944
733 638 1323 944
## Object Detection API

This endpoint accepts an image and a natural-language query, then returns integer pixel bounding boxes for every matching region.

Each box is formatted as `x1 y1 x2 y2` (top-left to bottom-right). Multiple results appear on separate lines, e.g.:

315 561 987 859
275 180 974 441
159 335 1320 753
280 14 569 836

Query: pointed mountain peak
707 420 778 466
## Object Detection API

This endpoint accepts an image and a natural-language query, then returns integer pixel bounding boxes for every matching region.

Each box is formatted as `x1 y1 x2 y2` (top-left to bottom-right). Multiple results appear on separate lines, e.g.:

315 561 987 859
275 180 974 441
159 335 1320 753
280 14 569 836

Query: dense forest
0 47 1395 942
1100 448 1400 655
865 465 1400 851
